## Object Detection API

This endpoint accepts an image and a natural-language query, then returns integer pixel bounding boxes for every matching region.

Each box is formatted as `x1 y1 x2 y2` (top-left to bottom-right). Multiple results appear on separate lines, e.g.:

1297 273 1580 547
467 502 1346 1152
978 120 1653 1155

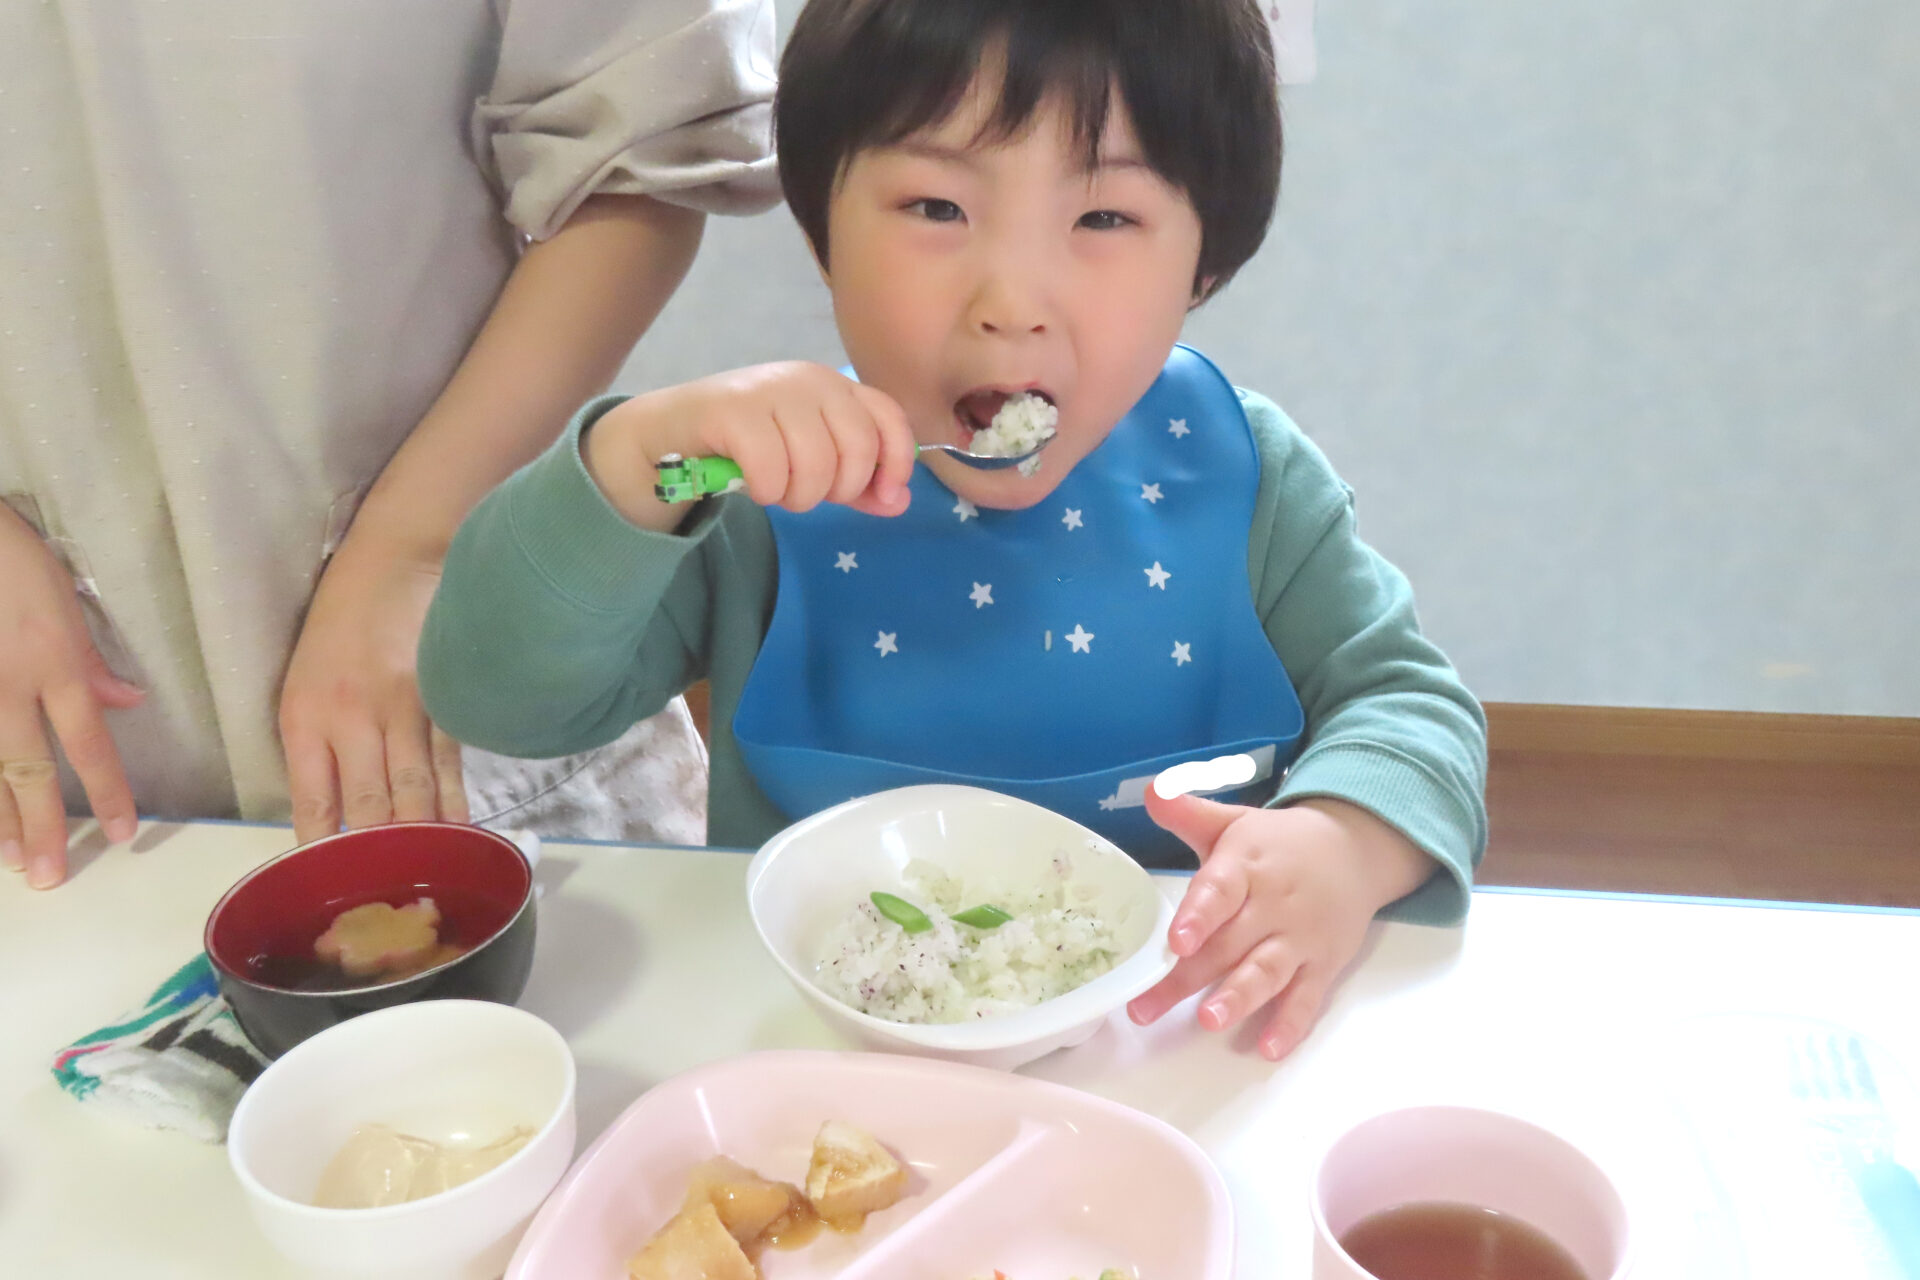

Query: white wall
617 0 1920 716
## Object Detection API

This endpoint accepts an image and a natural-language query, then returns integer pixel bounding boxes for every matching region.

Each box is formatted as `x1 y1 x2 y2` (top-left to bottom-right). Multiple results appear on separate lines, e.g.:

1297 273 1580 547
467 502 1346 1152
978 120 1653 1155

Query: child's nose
966 258 1053 338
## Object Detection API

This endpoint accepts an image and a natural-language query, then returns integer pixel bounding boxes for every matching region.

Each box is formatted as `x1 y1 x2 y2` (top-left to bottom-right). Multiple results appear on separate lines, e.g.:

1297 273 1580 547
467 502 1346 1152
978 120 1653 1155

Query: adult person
1 0 780 889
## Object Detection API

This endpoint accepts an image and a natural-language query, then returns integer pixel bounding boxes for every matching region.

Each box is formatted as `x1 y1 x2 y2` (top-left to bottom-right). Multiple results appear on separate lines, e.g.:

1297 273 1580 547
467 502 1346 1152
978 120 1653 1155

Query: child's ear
1189 276 1218 309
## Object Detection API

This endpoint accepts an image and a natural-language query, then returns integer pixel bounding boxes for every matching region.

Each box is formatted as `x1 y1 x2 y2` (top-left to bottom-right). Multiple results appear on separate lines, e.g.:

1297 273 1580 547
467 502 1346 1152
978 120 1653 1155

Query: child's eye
1077 209 1138 231
905 197 965 223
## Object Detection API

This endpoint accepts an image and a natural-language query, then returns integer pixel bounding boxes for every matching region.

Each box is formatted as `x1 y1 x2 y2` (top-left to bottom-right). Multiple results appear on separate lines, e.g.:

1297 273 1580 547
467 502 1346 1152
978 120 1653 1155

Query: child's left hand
1126 788 1435 1061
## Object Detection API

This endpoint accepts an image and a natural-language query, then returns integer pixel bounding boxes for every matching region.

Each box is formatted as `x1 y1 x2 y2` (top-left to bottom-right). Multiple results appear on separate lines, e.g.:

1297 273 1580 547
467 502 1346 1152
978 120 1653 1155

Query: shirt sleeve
1241 390 1490 925
418 395 765 759
472 0 780 239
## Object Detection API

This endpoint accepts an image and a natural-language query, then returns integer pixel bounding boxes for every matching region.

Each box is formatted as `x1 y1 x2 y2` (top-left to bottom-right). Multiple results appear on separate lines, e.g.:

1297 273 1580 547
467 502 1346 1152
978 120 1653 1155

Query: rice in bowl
813 854 1120 1024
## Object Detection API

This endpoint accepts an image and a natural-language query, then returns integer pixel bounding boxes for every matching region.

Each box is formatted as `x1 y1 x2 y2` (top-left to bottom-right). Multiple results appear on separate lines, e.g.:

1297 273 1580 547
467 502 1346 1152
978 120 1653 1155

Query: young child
420 0 1487 1061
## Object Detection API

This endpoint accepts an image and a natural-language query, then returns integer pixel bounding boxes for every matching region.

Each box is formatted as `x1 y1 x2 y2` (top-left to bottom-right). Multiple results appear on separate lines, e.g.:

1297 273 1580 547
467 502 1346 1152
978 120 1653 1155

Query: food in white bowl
815 856 1122 1023
227 999 576 1280
313 1120 536 1209
746 785 1177 1071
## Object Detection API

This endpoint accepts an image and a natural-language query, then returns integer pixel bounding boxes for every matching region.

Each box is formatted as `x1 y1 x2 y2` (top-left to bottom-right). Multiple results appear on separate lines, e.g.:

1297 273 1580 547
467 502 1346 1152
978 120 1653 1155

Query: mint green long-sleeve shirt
420 387 1488 924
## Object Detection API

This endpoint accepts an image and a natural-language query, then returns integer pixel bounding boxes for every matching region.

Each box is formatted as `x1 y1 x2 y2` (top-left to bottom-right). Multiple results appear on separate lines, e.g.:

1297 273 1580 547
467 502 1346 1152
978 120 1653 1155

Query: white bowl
228 1000 577 1280
746 784 1178 1071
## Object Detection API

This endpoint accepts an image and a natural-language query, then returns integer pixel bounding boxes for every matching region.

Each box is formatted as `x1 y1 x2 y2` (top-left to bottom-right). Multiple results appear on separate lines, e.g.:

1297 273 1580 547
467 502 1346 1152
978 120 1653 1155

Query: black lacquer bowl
204 822 536 1059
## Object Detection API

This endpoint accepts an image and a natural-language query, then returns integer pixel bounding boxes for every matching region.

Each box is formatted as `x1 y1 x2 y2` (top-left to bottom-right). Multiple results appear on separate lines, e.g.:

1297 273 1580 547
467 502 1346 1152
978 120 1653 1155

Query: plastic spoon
653 438 1053 504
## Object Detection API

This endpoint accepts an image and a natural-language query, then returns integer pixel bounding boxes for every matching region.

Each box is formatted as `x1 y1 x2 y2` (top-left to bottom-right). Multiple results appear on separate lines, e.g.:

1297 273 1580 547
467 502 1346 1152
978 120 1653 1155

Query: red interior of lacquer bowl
205 823 530 984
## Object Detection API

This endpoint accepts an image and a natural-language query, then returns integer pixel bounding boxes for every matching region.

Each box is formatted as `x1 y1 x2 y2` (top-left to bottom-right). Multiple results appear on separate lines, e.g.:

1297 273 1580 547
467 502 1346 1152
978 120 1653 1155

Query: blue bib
733 345 1304 865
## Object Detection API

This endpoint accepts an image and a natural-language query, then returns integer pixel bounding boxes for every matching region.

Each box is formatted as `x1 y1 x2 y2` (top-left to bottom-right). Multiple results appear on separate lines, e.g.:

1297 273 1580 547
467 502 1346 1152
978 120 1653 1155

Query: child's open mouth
952 387 1056 443
949 388 1060 478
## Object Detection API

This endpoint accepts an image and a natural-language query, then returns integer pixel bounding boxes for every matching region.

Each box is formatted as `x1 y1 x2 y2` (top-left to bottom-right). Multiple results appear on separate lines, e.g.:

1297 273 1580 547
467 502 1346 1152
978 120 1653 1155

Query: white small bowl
746 784 1178 1071
228 1000 577 1280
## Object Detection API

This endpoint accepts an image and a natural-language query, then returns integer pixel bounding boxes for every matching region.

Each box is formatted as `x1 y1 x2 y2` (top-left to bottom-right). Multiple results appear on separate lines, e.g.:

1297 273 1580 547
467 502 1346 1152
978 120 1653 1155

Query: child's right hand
585 362 918 531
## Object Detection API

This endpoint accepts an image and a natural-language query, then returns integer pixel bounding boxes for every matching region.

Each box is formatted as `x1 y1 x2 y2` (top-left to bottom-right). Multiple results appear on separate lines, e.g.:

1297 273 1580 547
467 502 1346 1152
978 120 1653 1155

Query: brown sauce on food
761 1200 823 1249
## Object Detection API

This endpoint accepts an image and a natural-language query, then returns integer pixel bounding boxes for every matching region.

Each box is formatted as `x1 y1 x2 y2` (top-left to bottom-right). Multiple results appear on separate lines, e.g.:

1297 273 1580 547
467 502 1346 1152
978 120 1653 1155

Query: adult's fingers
1 727 69 890
430 725 469 825
0 775 22 872
1257 965 1332 1062
41 677 137 844
383 708 439 824
284 718 342 843
331 718 393 831
81 645 146 710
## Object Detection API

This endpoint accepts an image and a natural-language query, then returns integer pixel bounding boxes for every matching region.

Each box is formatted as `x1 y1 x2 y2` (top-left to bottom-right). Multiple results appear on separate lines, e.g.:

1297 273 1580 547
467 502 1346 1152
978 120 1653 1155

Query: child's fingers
767 402 839 512
818 391 884 508
1127 947 1235 1027
848 382 918 503
715 411 793 509
845 485 913 519
1195 935 1301 1033
1257 965 1333 1063
1142 784 1241 863
1167 848 1251 955
1126 904 1263 1025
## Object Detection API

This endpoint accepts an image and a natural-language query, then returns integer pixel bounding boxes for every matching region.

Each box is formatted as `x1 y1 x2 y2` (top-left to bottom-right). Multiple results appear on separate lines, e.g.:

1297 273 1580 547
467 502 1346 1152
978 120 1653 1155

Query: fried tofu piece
314 898 442 979
683 1156 809 1244
804 1120 908 1227
626 1200 757 1280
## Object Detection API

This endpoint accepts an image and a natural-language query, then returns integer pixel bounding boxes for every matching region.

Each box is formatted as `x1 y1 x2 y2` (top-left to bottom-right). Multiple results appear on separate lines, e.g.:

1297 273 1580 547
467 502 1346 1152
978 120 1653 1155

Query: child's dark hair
776 0 1281 302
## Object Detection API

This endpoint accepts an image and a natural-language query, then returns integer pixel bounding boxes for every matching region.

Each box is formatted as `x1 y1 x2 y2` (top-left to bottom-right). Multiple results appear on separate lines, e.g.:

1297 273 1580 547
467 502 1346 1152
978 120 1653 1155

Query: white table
4 821 1918 1278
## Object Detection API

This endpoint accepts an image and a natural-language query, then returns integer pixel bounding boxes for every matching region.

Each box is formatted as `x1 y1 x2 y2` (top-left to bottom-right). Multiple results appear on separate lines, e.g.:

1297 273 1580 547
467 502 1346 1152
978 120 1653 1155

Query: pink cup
1310 1105 1633 1280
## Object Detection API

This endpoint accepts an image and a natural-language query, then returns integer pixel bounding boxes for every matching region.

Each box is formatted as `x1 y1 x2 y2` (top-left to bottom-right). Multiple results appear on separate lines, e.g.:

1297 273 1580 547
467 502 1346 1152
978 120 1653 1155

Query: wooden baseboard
1483 703 1920 907
1486 702 1920 767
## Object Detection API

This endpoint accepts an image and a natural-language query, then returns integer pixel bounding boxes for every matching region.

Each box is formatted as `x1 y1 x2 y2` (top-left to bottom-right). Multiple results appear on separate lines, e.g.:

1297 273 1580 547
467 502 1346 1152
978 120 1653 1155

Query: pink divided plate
505 1049 1233 1280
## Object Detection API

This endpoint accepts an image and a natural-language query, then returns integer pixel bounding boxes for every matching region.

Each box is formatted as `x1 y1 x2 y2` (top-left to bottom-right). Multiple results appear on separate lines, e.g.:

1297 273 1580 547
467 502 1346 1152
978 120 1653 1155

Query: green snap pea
951 904 1014 929
870 891 932 933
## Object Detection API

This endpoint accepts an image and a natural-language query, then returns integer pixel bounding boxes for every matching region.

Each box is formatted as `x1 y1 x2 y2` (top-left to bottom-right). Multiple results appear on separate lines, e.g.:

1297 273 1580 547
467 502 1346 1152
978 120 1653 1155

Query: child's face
821 73 1205 509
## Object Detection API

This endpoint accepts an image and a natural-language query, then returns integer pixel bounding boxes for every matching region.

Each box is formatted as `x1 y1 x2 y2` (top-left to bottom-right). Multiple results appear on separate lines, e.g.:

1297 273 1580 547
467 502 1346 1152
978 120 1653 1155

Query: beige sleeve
472 0 780 239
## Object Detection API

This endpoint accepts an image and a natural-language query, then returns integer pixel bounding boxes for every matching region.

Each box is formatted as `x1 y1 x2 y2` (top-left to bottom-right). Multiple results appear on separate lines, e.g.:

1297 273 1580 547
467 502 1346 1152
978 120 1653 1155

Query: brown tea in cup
1310 1107 1630 1280
1338 1200 1590 1280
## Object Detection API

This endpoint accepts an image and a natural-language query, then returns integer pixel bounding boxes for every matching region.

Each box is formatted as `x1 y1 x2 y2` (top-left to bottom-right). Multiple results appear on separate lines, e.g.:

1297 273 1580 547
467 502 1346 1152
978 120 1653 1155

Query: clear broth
1338 1201 1592 1280
242 885 510 991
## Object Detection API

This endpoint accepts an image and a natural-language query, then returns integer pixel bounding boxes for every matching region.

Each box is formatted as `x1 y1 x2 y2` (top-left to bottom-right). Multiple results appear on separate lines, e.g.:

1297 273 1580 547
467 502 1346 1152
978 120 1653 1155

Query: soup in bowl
205 822 536 1059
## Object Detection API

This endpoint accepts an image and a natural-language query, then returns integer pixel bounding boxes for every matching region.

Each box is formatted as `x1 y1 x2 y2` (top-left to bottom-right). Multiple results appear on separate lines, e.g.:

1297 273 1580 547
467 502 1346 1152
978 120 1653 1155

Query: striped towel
52 954 269 1143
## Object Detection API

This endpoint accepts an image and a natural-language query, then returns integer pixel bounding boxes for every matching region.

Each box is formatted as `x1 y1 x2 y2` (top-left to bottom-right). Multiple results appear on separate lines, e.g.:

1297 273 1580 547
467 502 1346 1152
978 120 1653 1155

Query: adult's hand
278 542 468 844
276 193 707 842
0 504 143 888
